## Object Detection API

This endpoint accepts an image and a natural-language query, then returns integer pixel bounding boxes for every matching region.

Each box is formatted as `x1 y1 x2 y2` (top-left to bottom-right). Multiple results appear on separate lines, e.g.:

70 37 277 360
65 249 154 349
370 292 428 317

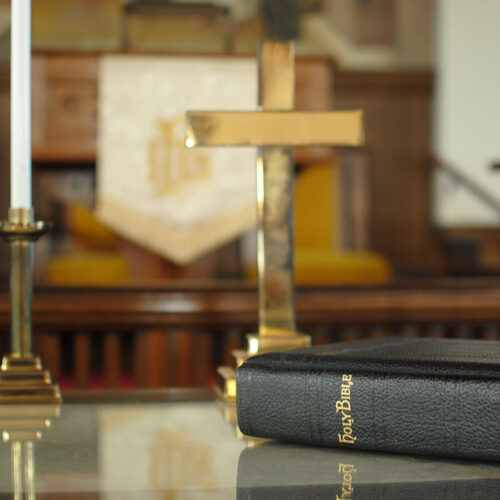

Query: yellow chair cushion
44 253 130 285
294 249 392 285
246 249 392 286
66 203 120 249
295 163 340 249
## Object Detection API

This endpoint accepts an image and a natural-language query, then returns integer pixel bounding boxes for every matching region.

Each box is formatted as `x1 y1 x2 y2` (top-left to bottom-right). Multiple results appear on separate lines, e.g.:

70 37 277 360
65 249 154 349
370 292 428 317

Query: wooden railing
1 281 500 389
432 155 500 217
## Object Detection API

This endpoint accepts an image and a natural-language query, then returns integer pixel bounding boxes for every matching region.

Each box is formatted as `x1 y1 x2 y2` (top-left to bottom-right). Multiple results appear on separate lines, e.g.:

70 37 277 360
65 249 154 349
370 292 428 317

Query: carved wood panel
0 66 9 280
335 71 443 275
32 54 98 162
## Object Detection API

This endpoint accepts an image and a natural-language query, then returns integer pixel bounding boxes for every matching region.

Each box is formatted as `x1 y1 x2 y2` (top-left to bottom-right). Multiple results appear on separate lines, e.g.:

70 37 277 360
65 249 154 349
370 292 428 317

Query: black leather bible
236 337 500 461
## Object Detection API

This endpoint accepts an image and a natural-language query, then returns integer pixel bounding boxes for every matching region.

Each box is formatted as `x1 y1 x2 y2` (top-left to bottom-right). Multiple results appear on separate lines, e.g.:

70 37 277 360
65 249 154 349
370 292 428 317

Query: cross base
0 356 62 405
214 366 237 402
214 332 311 436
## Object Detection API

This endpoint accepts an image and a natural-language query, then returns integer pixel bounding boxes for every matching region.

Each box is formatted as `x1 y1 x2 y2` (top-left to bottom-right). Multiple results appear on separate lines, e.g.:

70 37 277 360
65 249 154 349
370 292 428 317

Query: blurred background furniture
1 281 499 389
1 1 500 391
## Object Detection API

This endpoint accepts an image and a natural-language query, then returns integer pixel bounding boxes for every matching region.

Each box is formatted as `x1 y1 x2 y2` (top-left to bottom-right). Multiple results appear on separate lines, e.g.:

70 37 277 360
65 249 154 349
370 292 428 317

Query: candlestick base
1 403 60 500
0 356 62 404
0 403 60 442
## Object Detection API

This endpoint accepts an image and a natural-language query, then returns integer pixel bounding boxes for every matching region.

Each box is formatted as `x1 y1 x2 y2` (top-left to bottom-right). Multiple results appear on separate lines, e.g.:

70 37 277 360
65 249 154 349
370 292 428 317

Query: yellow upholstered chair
246 162 392 285
44 203 130 285
293 162 392 285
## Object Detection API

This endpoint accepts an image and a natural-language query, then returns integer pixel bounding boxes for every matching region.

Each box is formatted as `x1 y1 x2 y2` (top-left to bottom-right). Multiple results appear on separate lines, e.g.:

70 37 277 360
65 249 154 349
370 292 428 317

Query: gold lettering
149 117 210 196
337 374 356 445
341 387 351 397
339 433 357 444
337 462 357 500
342 483 354 494
336 399 351 413
338 464 357 474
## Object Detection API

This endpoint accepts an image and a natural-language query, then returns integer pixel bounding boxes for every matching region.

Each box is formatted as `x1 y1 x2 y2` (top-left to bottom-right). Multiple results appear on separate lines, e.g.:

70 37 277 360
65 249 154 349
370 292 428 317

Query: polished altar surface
1 391 500 499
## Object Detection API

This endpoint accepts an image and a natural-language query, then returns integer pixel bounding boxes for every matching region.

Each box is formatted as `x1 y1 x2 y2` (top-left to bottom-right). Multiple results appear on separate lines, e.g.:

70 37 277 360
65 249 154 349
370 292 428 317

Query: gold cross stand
186 41 364 412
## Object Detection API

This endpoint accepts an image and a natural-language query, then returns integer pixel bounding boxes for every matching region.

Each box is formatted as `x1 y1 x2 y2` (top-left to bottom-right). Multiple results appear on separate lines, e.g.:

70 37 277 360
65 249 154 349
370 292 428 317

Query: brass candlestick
0 208 61 404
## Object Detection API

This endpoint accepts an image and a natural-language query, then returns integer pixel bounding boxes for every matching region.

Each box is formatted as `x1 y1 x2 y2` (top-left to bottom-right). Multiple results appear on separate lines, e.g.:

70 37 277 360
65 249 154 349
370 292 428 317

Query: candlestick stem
9 208 34 357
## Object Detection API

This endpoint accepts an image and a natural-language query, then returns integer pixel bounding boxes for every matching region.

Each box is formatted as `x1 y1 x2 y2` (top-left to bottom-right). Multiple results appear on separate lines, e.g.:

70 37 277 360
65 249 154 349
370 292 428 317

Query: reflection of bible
237 442 500 499
237 338 500 460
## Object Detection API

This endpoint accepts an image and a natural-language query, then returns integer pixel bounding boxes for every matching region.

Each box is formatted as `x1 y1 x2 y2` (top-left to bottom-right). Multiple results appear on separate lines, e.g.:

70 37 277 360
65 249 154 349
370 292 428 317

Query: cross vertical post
256 42 297 339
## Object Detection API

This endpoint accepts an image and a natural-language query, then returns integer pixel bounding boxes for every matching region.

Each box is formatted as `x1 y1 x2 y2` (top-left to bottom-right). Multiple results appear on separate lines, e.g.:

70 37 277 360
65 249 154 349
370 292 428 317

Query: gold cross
186 42 364 353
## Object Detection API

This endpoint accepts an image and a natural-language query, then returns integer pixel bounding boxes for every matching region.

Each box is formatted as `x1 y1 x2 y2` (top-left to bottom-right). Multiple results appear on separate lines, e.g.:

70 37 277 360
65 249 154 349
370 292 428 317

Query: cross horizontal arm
186 111 364 147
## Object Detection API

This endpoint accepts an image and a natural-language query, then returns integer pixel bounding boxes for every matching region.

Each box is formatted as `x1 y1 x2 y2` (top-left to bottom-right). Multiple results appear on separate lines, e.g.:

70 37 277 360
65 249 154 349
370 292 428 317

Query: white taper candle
10 0 32 209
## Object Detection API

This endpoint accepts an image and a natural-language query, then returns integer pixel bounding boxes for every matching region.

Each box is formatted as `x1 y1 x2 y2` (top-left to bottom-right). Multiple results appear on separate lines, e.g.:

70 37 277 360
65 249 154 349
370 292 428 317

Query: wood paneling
38 330 62 382
440 227 500 275
103 330 121 388
192 330 213 386
328 0 396 45
357 0 396 45
144 328 168 387
0 66 8 281
32 54 98 162
74 331 91 388
335 71 442 275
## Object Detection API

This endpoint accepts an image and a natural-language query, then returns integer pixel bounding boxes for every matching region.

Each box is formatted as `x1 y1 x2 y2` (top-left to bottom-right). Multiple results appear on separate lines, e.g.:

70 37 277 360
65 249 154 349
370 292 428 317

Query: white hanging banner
96 54 257 264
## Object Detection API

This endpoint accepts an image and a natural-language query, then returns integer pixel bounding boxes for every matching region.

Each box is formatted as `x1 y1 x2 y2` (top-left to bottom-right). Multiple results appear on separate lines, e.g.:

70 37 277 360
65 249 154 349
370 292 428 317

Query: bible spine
237 360 500 461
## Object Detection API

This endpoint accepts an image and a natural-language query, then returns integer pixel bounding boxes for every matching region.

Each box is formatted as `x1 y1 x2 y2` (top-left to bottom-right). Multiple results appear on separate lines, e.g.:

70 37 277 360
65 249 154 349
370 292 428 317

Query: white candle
10 0 32 209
